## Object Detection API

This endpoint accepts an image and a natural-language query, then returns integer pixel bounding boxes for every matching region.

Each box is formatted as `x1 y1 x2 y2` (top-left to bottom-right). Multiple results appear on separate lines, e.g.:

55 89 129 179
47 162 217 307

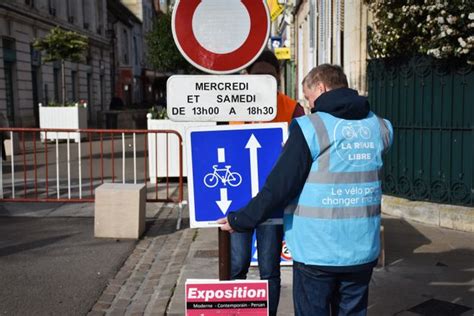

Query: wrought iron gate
368 56 473 206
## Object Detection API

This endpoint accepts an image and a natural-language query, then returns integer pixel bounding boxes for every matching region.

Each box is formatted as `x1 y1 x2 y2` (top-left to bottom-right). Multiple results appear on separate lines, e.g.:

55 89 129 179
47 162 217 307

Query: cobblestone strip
88 203 193 316
144 228 194 315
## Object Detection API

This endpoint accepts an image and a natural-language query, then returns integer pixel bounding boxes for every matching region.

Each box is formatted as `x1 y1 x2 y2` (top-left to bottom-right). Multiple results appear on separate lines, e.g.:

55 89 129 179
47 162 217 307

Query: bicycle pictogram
203 165 243 188
341 124 371 140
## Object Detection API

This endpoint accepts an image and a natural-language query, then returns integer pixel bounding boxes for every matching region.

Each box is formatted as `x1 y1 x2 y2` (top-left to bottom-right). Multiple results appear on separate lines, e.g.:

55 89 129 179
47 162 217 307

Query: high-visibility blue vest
284 111 393 266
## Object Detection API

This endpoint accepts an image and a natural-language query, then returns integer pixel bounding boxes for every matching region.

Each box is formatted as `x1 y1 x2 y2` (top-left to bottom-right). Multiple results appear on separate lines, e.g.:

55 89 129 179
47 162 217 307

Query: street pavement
0 216 135 315
1 190 473 316
0 201 161 315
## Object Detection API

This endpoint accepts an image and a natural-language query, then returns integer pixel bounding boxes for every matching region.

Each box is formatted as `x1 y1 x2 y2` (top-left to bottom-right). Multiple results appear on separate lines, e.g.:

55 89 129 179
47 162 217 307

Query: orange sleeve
271 92 297 124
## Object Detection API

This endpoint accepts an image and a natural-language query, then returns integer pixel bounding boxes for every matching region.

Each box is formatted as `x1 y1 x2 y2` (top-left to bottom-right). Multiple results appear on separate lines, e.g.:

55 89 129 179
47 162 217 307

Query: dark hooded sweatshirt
227 87 377 272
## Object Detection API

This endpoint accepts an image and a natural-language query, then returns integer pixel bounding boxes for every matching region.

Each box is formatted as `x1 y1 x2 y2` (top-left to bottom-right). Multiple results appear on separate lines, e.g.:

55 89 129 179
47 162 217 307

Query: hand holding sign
216 217 234 233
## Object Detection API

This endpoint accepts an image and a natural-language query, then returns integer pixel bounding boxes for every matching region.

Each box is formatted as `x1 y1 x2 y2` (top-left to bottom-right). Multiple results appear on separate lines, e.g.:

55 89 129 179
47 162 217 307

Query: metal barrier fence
368 56 473 206
0 127 184 205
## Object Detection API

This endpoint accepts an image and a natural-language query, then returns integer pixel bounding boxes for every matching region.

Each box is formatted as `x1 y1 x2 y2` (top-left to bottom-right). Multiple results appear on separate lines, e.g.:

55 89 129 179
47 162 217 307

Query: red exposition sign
185 279 269 316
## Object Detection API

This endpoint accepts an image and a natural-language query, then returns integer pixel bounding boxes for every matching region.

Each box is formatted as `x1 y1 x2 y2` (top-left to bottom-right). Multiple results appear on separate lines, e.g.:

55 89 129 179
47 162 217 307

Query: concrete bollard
94 183 146 239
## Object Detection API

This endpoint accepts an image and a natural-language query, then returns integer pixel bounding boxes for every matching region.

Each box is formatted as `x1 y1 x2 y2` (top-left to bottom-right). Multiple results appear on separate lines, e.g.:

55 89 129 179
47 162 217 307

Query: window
71 71 78 101
67 0 75 24
3 38 17 125
87 73 92 122
3 37 15 51
83 0 90 29
318 0 330 64
335 0 344 66
30 44 41 66
96 0 104 34
310 1 315 50
53 67 60 102
4 63 16 124
133 36 138 65
100 74 105 111
86 48 92 65
25 0 35 8
48 0 56 16
122 29 129 64
31 66 41 126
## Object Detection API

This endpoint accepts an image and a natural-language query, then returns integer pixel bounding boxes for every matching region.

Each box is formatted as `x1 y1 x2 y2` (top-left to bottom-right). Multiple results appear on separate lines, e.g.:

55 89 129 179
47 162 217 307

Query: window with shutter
48 0 56 16
318 1 326 64
67 0 75 24
83 0 90 29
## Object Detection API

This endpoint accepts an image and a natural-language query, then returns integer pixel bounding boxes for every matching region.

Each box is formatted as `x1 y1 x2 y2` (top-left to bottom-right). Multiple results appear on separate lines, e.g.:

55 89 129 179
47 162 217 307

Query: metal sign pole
218 229 230 280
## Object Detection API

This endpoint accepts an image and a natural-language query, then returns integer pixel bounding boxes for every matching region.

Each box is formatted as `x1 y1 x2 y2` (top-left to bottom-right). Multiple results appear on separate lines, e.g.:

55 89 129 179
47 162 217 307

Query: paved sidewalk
88 198 474 316
87 201 295 316
88 204 194 316
166 227 294 316
166 216 474 316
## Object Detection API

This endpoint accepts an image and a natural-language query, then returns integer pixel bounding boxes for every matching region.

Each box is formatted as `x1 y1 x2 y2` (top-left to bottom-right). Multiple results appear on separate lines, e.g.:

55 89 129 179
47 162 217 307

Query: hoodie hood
311 87 370 120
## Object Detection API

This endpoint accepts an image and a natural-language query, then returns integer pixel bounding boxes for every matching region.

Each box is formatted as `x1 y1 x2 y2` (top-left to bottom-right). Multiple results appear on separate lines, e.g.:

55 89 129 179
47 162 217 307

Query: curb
382 195 474 233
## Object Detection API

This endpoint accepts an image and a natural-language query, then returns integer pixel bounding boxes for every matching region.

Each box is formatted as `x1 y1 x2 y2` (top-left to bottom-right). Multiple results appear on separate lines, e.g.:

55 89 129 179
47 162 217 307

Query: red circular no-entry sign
172 0 270 74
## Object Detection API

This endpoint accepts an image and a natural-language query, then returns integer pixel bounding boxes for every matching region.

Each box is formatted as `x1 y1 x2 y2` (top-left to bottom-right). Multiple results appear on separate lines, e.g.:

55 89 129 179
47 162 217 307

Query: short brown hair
303 64 348 90
247 50 280 75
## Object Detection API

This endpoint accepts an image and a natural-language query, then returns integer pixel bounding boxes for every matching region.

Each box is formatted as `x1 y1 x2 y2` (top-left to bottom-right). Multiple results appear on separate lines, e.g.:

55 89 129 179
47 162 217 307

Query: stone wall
344 0 370 95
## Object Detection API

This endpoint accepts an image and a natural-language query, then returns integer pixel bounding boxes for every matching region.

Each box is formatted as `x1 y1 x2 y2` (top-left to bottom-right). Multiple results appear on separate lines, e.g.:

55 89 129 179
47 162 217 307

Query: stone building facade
111 0 157 107
108 0 143 108
0 0 112 127
278 0 370 99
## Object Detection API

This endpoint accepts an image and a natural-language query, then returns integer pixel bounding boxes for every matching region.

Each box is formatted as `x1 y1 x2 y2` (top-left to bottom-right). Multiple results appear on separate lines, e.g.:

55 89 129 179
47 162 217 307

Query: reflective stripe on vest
306 169 382 183
285 113 383 219
285 204 381 219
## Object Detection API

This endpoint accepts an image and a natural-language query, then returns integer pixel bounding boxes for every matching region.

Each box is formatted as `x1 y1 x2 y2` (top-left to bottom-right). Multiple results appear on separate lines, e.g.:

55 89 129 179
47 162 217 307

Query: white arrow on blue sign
186 123 288 228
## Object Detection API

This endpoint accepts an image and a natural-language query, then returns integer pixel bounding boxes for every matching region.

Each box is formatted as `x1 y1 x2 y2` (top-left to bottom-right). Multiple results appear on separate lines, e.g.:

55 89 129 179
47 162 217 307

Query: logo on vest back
334 120 379 167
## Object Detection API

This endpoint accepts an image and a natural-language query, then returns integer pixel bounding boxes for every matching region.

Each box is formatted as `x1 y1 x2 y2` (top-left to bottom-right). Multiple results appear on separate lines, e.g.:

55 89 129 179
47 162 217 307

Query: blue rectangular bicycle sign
186 123 288 228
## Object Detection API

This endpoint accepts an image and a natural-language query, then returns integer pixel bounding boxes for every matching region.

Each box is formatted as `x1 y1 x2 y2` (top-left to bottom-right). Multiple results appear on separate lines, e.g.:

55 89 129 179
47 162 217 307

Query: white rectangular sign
167 75 277 122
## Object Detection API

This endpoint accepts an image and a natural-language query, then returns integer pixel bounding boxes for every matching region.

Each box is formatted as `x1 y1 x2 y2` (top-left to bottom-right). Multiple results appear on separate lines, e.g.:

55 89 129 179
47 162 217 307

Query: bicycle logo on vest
203 165 243 188
334 120 379 167
341 125 371 140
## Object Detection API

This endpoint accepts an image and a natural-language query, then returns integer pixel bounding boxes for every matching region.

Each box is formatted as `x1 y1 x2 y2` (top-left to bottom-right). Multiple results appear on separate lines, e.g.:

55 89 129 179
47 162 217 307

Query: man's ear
318 82 328 93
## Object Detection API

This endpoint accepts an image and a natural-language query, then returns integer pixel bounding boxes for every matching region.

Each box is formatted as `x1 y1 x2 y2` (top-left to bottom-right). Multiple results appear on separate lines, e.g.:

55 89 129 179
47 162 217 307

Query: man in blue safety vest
229 50 304 316
219 64 393 316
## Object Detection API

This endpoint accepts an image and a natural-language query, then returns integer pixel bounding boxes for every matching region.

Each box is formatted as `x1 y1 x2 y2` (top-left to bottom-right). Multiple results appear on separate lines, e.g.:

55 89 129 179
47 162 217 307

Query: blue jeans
293 261 373 316
230 224 283 316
